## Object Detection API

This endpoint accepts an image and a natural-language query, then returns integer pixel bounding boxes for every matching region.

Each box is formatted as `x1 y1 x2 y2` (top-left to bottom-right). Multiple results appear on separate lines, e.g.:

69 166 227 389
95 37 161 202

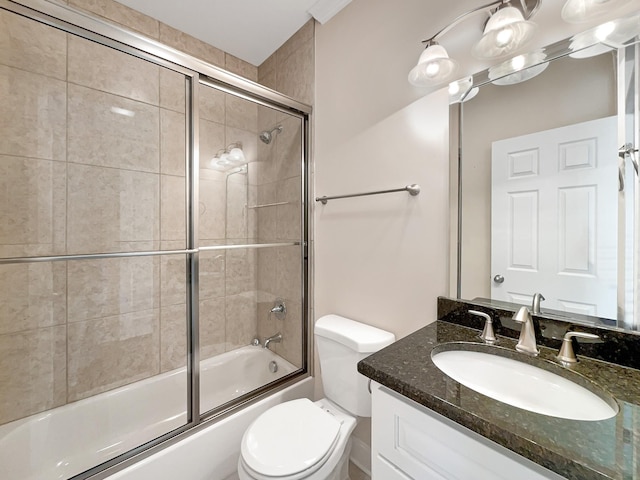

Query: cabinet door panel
371 384 565 480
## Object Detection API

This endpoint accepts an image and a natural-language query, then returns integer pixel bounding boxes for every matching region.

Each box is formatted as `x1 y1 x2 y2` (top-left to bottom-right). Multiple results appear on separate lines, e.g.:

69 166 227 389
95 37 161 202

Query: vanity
358 298 640 480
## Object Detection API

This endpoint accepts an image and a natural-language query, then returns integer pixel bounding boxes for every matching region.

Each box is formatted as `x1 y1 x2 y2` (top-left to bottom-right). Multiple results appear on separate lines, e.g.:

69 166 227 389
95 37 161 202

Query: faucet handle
557 331 600 365
469 310 497 345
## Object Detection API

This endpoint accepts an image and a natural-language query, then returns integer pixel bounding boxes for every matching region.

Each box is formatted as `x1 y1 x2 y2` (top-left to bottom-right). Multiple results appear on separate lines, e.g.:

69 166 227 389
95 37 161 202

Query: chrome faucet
263 332 282 350
512 306 539 356
531 293 545 315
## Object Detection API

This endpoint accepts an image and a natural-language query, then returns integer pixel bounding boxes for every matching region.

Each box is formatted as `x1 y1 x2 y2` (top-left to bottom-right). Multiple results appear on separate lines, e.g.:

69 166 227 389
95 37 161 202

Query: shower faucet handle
270 299 286 319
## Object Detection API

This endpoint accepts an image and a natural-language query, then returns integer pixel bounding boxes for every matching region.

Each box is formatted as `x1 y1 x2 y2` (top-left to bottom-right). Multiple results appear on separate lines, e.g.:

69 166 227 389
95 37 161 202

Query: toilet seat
240 398 342 479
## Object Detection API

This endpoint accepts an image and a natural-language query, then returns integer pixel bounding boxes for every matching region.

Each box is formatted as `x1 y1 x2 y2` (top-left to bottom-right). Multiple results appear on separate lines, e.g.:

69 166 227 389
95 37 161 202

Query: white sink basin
431 346 618 421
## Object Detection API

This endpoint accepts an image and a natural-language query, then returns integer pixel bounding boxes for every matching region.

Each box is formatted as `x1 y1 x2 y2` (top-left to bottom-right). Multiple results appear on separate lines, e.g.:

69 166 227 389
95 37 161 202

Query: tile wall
0 8 189 424
255 19 315 368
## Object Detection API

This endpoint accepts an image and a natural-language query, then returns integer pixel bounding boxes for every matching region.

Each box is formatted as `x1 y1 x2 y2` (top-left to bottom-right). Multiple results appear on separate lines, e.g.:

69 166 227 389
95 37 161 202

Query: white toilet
238 314 395 480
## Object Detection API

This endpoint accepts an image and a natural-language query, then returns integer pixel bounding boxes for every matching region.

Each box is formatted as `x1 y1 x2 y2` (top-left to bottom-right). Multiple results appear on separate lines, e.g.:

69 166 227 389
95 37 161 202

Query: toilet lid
241 398 341 477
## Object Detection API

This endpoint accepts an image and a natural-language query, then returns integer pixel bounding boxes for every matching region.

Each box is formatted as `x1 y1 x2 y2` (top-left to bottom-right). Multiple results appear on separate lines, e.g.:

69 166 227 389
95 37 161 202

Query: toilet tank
315 315 395 417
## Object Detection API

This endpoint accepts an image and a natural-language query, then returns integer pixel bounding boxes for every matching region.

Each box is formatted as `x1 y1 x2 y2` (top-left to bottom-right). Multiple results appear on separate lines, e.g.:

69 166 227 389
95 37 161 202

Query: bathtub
0 346 310 480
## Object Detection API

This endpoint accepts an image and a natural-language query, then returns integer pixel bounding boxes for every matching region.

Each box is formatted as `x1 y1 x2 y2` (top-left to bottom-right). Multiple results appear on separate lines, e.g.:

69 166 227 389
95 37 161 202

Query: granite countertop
358 320 640 480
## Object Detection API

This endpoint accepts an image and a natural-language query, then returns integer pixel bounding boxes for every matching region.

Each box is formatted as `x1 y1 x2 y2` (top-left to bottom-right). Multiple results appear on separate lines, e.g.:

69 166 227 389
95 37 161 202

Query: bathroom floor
349 461 370 480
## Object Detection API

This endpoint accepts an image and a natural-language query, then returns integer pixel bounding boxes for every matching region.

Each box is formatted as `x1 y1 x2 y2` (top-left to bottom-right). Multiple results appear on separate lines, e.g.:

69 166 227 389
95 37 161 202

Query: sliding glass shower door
0 3 309 479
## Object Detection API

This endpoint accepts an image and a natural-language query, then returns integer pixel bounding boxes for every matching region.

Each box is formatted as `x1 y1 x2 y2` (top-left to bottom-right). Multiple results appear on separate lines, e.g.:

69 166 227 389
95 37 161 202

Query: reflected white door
491 116 617 318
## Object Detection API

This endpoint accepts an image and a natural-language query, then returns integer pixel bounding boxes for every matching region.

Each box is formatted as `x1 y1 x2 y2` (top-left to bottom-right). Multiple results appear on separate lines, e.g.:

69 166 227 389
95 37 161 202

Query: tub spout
264 333 282 350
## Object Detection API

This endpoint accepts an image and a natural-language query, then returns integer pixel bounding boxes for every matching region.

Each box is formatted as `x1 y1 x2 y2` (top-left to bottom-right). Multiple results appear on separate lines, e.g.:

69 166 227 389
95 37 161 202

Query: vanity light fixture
211 142 247 171
409 0 541 87
569 13 640 58
448 76 479 104
561 0 633 24
488 50 549 85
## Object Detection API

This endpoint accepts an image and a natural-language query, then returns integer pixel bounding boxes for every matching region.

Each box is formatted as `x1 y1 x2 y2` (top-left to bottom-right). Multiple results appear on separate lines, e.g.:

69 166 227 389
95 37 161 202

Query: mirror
453 15 640 331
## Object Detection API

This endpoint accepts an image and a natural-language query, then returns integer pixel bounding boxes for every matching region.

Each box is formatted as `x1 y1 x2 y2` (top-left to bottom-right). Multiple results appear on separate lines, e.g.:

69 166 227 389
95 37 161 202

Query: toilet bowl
238 398 356 480
237 315 395 480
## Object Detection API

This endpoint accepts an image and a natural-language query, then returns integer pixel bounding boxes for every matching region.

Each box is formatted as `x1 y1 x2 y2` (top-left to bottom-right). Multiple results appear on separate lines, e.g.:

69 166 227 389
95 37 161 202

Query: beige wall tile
199 177 226 241
247 185 258 239
0 66 66 161
69 0 159 38
276 246 302 302
68 35 159 105
225 94 258 133
161 109 186 176
225 54 258 82
0 326 66 424
277 40 314 106
226 181 248 240
67 84 159 173
226 248 257 297
276 176 301 242
275 115 303 180
67 163 160 254
160 254 187 307
161 174 186 243
160 68 186 114
258 52 276 82
199 250 226 300
0 262 66 335
0 10 67 80
255 135 277 186
257 104 278 135
257 248 278 299
67 256 160 322
225 292 257 351
160 303 187 372
258 69 276 92
200 297 226 360
0 156 66 257
199 119 225 180
276 19 314 66
257 183 277 241
159 23 224 67
67 309 160 400
199 85 225 124
276 299 302 368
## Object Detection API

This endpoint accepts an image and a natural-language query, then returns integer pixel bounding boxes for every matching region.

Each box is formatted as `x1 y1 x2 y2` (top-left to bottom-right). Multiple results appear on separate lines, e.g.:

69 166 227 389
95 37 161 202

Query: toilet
238 314 395 480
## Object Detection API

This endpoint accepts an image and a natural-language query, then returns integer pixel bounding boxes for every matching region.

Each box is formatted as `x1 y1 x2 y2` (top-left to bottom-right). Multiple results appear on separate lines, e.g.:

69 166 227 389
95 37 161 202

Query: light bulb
426 62 441 77
408 44 458 87
495 27 515 47
472 6 536 60
511 55 526 70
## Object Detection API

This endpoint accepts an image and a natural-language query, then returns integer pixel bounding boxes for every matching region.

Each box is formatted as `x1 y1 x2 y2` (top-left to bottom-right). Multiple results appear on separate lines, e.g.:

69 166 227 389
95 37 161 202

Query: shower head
259 125 283 144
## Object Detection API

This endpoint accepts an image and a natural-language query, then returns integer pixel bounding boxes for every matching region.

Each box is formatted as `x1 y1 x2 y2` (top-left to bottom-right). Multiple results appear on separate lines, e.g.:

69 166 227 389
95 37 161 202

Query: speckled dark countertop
358 320 640 480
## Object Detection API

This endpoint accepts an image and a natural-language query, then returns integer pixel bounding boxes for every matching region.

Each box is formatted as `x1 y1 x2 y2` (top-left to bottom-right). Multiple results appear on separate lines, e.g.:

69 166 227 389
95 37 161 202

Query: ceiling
115 0 350 66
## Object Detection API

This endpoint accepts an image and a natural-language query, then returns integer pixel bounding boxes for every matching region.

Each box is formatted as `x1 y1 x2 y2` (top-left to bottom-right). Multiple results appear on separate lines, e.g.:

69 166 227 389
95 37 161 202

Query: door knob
493 274 505 284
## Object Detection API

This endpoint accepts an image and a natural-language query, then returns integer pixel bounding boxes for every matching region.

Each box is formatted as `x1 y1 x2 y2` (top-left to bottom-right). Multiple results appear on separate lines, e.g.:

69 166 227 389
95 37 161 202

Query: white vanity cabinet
371 383 566 480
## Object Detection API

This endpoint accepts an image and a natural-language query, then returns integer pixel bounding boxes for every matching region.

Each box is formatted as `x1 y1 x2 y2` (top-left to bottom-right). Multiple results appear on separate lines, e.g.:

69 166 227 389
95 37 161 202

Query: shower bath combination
259 125 283 144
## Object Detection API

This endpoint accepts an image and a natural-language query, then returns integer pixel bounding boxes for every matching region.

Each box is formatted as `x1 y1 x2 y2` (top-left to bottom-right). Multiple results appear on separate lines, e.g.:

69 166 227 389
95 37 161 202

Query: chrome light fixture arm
421 0 506 45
